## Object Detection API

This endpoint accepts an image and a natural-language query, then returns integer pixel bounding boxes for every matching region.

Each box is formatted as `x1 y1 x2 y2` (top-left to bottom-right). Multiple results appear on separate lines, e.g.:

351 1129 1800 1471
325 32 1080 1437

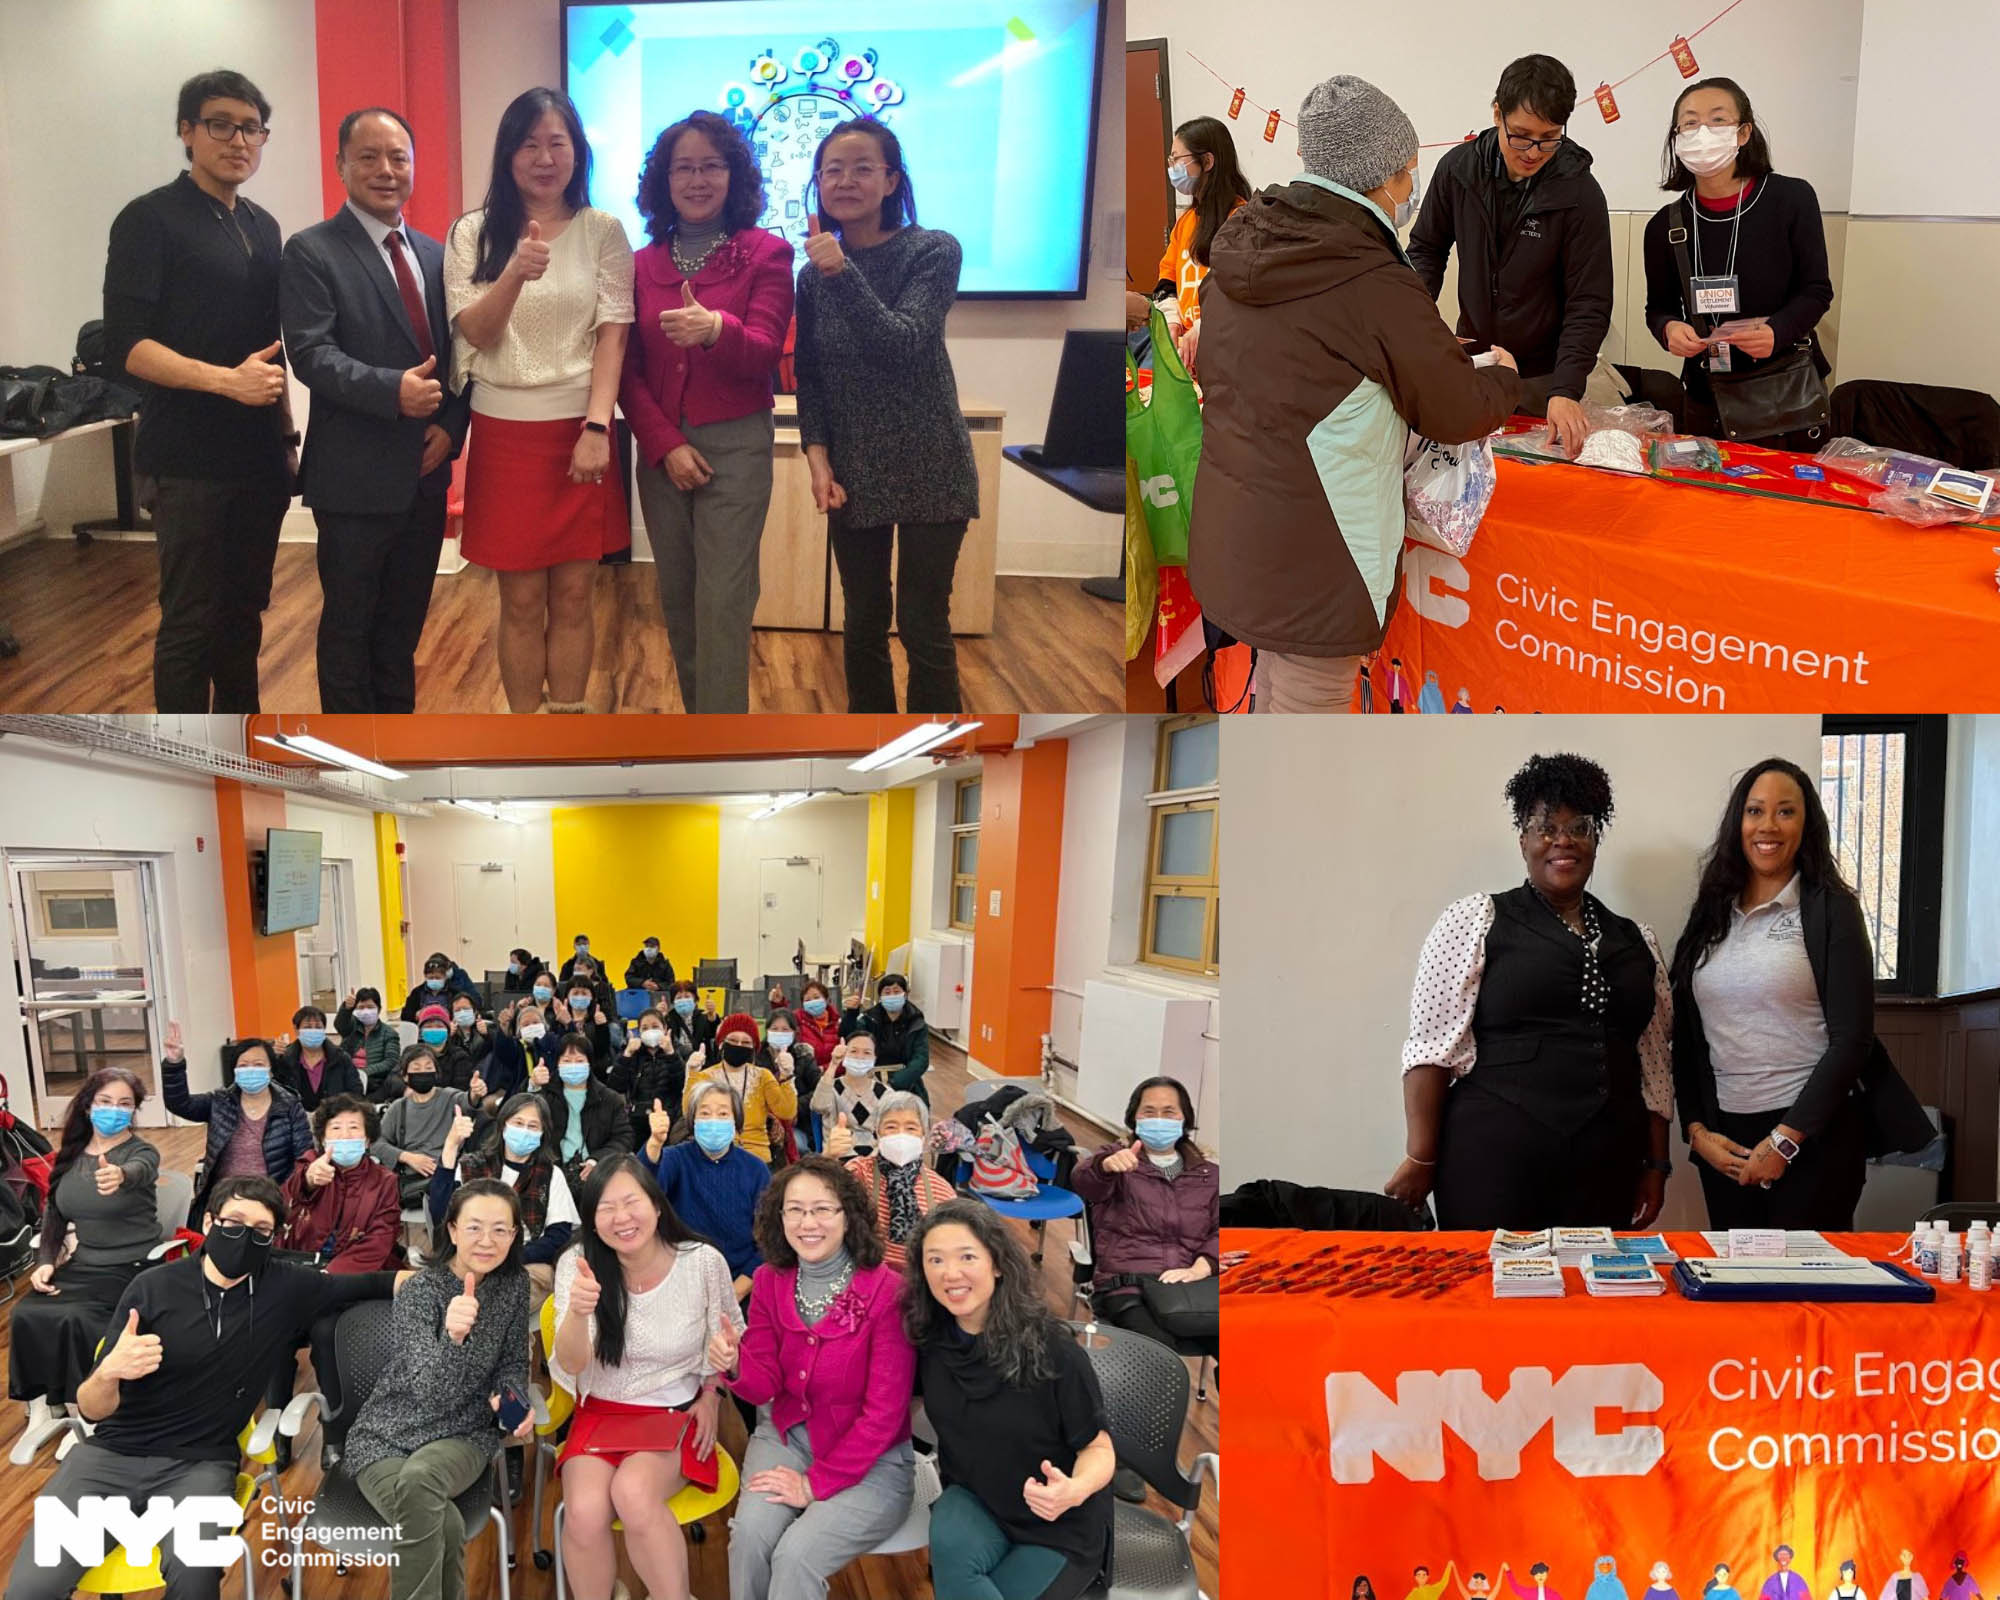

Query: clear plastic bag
1584 401 1674 437
1868 486 1987 528
1403 433 1498 557
1574 430 1649 474
1815 437 1955 489
1492 424 1569 461
1648 433 1725 472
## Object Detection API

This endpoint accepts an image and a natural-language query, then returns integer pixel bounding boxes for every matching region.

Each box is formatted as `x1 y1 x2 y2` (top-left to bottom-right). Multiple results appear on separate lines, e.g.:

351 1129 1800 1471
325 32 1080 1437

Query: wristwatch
582 420 609 435
1769 1130 1802 1163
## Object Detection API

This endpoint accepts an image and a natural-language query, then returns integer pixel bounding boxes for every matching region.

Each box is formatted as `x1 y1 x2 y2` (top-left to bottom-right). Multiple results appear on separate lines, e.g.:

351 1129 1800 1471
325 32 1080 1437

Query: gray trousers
727 1417 915 1600
354 1432 493 1600
5 1439 236 1600
633 409 776 713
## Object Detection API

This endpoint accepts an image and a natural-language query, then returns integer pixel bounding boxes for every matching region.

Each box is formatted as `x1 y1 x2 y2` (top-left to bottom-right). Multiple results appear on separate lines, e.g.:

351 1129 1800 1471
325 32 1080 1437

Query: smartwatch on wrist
582 420 608 435
1769 1131 1801 1163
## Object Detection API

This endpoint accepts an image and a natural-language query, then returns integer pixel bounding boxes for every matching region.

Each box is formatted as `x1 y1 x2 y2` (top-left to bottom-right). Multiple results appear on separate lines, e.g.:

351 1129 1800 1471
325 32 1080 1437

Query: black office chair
1071 1321 1215 1600
1921 1202 2000 1231
694 958 739 991
761 973 804 1011
279 1298 514 1598
727 987 768 1022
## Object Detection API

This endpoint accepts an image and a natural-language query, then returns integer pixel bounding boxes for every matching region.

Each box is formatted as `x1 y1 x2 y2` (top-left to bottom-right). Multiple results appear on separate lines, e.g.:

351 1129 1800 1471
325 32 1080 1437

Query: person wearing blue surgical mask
161 1023 316 1219
502 946 541 994
558 935 596 992
645 1079 769 1306
10 1067 161 1413
1125 116 1252 378
664 979 717 1065
537 1033 634 1187
432 1090 578 1312
275 1003 365 1114
438 997 497 1114
1072 1075 1219 1362
280 1096 400 1273
625 935 675 992
337 985 401 1102
400 952 479 1024
861 974 931 1101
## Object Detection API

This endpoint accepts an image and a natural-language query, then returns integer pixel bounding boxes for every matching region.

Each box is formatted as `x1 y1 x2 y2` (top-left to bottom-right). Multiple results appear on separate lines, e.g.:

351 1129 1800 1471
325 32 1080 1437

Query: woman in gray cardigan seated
343 1177 534 1600
1669 757 1932 1230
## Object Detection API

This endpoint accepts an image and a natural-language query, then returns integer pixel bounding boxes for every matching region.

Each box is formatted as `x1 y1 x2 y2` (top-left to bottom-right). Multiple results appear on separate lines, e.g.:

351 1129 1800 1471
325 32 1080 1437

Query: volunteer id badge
1691 274 1740 314
1708 341 1733 373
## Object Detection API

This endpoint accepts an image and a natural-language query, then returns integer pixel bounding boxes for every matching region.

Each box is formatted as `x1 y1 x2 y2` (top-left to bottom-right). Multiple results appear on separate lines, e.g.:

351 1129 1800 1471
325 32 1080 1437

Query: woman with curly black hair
1668 759 1931 1229
619 109 795 713
1386 753 1675 1229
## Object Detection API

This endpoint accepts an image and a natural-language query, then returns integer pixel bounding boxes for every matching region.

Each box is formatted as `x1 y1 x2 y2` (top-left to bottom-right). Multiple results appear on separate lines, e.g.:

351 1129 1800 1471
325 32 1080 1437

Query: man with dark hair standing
103 70 296 713
280 107 467 712
1407 54 1613 456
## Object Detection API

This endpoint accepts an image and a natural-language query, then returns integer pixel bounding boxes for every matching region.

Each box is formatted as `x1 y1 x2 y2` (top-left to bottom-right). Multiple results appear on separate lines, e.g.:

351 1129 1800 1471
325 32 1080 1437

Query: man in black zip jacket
1407 54 1612 456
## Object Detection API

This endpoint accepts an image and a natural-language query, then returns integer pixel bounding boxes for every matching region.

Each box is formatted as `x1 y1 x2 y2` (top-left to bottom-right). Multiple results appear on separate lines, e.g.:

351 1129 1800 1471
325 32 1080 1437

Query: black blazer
279 204 469 515
1672 878 1931 1153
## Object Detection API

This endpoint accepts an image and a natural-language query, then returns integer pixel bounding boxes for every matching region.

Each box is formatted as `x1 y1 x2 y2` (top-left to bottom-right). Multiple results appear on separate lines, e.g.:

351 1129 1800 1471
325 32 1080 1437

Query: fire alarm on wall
395 842 407 857
196 837 205 852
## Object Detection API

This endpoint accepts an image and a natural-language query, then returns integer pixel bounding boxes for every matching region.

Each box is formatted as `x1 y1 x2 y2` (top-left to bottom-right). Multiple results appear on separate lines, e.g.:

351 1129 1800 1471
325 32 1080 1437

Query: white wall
1849 0 2000 219
1220 714 1818 1227
285 799 386 1004
0 741 234 1119
1940 715 2000 998
399 809 557 986
717 797 869 983
0 0 323 534
459 0 1125 578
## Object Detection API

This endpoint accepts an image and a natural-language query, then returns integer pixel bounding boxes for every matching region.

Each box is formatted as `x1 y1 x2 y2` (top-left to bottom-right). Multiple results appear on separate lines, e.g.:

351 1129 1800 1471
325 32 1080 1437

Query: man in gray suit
280 107 468 711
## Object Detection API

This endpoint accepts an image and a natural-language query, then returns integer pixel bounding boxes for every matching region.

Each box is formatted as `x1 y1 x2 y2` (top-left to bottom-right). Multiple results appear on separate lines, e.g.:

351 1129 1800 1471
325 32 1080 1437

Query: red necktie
384 230 434 363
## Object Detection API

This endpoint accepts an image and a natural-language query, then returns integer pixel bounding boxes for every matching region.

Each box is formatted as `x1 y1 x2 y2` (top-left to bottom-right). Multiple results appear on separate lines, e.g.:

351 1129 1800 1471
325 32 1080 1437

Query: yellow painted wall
372 813 407 995
865 789 913 966
551 804 720 982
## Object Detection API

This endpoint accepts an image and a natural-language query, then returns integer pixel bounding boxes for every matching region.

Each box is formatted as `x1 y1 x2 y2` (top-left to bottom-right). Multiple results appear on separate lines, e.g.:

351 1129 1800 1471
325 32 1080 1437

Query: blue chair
962 1143 1084 1267
615 988 651 1021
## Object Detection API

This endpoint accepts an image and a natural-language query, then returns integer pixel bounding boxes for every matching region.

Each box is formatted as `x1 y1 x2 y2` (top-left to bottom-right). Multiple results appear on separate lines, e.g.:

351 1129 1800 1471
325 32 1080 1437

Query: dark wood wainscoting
1878 988 2000 1201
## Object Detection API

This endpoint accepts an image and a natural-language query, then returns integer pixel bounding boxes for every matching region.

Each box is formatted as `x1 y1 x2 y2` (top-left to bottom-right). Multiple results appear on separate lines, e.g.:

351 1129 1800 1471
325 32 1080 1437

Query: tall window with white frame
1143 714 1219 977
949 776 981 932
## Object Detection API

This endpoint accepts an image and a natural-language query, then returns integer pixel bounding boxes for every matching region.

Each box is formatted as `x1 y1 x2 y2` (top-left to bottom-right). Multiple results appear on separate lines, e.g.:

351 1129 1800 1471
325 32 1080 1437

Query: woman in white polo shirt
445 87 635 713
1667 757 1929 1229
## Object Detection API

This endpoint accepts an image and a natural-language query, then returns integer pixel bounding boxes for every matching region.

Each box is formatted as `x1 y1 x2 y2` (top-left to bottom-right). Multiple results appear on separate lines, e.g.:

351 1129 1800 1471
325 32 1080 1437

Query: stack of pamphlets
1490 1228 1552 1259
1552 1226 1618 1267
1617 1234 1678 1261
1492 1256 1566 1299
1582 1253 1668 1296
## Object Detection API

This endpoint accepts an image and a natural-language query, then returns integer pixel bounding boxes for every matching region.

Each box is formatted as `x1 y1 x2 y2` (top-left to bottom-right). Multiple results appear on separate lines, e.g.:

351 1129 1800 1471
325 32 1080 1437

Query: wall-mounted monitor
261 829 323 937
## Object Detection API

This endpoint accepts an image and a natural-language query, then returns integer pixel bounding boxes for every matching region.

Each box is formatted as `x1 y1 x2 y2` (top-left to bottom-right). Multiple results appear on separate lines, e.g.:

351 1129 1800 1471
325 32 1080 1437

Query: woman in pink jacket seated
620 110 795 713
1071 1075 1220 1358
705 1153 916 1600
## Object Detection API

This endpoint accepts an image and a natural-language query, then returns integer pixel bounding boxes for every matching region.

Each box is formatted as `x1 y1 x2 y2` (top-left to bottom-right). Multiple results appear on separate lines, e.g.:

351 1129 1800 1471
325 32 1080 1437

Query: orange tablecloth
1372 458 2000 711
1223 1228 2000 1595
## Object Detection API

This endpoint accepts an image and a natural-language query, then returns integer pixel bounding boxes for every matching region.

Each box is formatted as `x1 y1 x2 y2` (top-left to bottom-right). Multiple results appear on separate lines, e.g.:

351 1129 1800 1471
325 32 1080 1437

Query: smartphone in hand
496 1380 532 1433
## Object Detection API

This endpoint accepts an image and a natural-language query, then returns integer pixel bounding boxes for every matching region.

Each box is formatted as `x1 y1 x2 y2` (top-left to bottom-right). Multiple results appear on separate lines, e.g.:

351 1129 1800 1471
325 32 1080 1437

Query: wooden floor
0 541 1123 713
0 1040 1217 1599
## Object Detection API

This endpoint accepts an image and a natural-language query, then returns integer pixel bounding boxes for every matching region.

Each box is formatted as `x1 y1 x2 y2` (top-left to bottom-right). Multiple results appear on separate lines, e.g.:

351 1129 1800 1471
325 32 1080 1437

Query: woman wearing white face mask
1124 116 1252 376
618 1007 686 1149
823 1090 953 1270
1643 77 1832 445
1186 74 1521 717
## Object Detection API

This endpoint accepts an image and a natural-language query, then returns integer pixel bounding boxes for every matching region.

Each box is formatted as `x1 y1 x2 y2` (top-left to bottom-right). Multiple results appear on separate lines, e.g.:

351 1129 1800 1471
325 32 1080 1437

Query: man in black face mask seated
5 1174 408 1600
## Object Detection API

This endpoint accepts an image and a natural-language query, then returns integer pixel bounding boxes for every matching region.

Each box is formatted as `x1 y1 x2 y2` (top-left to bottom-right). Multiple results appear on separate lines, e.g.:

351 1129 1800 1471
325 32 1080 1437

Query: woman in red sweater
620 110 795 713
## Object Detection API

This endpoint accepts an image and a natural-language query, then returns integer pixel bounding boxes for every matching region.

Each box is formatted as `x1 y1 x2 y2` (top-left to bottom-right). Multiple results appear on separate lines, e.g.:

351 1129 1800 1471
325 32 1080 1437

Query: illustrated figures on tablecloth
1347 1555 1983 1600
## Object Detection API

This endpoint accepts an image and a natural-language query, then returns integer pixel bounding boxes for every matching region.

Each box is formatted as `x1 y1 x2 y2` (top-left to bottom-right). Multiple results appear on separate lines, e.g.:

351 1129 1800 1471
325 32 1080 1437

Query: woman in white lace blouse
445 88 634 713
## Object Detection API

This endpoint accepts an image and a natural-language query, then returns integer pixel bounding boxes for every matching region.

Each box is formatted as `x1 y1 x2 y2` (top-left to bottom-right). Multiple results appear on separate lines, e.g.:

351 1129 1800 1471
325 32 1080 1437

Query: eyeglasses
1677 115 1741 133
455 1224 517 1243
670 161 730 181
782 1204 842 1223
211 1219 276 1245
817 163 885 183
200 118 270 147
1523 818 1599 845
1503 129 1565 154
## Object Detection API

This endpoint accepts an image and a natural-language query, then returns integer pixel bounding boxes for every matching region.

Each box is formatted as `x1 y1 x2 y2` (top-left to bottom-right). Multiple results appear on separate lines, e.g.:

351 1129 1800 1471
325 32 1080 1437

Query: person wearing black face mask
6 1174 409 1600
373 1045 473 1207
681 1012 796 1166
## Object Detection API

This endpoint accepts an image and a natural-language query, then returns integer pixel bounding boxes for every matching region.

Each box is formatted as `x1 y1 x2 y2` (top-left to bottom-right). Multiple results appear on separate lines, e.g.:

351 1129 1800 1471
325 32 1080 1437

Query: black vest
1463 884 1658 1135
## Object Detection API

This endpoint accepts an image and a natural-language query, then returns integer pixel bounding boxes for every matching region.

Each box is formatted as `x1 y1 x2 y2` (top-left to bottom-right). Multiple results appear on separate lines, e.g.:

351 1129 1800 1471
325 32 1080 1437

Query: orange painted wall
214 779 302 1042
966 743 1068 1077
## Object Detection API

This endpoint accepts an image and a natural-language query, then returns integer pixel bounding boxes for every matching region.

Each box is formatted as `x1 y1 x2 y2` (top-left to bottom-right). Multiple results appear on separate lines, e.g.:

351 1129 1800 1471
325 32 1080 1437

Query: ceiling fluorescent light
847 720 983 773
749 792 812 821
255 732 407 781
447 798 522 824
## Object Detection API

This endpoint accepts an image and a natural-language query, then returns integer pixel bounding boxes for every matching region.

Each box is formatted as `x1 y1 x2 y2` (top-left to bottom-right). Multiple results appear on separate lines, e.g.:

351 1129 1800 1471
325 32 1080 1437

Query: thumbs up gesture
444 1271 481 1344
804 213 846 278
1023 1459 1075 1522
659 278 724 349
106 1307 165 1381
399 353 442 418
223 339 287 406
824 1111 855 1160
648 1097 672 1143
94 1154 126 1195
306 1150 338 1189
1103 1140 1143 1175
706 1316 741 1374
445 1105 476 1157
510 219 552 282
568 1256 602 1317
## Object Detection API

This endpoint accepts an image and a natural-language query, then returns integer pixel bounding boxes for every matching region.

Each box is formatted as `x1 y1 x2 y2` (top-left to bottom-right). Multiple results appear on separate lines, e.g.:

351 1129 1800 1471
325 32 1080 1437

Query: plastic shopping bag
1126 306 1200 568
1403 432 1497 557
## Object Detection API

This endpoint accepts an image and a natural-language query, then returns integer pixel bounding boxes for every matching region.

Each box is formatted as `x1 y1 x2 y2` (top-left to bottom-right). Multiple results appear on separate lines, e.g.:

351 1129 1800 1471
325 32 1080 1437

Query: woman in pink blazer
620 110 795 713
705 1153 916 1599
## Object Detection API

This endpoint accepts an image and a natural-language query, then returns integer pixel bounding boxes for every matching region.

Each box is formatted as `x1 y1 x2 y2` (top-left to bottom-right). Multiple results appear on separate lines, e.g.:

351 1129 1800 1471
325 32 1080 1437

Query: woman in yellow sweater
681 1010 797 1166
1124 115 1252 376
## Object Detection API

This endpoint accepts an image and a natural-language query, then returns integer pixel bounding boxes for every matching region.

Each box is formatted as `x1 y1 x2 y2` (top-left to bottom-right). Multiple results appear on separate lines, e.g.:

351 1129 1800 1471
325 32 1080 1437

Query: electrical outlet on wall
988 890 1002 917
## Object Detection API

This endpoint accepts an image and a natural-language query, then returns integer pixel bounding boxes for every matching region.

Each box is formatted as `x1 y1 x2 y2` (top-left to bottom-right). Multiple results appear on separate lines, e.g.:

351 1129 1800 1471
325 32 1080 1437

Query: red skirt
461 412 630 571
555 1394 720 1491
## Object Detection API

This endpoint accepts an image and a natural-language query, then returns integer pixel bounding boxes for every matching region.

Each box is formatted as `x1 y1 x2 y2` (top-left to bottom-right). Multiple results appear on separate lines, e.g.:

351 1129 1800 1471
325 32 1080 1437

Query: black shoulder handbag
1668 199 1829 444
1136 1273 1219 1340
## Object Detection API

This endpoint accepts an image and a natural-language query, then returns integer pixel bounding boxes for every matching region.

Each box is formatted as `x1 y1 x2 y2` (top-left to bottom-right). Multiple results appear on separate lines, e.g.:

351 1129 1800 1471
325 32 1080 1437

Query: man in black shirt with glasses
102 69 297 713
5 1175 407 1600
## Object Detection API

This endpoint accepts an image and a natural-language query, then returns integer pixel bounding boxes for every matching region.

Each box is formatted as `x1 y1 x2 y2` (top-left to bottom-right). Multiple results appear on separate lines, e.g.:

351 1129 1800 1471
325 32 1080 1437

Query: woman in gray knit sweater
345 1178 534 1600
797 117 979 714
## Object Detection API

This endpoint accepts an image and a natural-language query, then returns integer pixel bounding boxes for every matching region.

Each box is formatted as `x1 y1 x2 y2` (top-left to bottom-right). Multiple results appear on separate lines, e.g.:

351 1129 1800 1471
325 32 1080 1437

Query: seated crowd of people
6 930 1218 1600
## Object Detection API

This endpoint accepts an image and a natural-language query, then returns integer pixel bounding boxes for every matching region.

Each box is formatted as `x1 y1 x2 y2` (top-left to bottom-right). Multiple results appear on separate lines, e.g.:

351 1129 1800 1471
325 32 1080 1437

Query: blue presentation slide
564 0 1104 296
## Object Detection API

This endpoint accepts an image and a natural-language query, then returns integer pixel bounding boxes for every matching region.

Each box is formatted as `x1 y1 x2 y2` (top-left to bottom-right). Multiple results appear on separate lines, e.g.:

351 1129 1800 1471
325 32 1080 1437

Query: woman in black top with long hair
1642 77 1832 444
1668 758 1929 1230
1126 115 1252 374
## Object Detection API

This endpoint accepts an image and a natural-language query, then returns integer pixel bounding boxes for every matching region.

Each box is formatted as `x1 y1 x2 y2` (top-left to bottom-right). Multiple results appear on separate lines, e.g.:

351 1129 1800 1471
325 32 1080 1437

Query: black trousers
829 517 967 713
150 473 290 712
1696 1095 1870 1231
313 493 447 712
1432 1080 1650 1231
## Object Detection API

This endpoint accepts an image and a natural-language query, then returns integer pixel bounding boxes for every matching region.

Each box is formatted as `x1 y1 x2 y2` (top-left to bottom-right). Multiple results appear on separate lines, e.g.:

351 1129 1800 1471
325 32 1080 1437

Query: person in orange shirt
1125 116 1251 375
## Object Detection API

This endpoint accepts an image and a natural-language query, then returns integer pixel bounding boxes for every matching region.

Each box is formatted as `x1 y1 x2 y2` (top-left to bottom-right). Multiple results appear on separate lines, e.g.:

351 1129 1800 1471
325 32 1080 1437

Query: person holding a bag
1186 75 1519 716
1070 1077 1219 1359
1668 758 1933 1230
1642 77 1832 446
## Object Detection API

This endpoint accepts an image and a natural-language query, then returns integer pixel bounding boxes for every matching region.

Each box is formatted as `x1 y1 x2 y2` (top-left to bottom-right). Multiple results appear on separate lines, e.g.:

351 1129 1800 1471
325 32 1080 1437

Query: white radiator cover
907 937 967 1031
1075 979 1209 1131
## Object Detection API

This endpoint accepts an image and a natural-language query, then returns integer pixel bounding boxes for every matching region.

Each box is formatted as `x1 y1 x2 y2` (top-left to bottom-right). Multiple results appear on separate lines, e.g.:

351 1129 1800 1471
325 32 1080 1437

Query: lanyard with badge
1689 185 1747 372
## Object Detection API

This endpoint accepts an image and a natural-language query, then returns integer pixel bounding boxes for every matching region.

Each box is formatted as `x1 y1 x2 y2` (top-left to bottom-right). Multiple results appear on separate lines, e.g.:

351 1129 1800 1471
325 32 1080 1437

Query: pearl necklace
794 1258 855 1321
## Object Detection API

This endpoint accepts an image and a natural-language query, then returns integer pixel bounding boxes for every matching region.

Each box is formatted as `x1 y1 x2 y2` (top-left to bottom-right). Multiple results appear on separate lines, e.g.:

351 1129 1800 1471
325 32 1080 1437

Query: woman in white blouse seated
445 87 636 713
1667 758 1931 1230
549 1153 743 1600
1385 753 1675 1231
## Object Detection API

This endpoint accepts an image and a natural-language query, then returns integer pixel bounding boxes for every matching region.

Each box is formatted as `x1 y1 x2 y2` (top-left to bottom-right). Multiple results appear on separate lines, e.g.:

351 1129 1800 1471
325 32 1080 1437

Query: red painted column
312 0 462 239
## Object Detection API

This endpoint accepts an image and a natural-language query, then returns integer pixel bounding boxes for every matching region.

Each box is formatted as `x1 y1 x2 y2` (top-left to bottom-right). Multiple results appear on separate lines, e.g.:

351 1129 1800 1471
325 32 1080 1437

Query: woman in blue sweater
644 1079 769 1304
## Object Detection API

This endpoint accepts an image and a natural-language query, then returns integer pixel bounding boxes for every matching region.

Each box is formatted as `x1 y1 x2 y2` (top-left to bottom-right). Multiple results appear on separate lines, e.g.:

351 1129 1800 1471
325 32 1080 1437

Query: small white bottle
1941 1226 1963 1284
1970 1230 1993 1293
1919 1223 1943 1275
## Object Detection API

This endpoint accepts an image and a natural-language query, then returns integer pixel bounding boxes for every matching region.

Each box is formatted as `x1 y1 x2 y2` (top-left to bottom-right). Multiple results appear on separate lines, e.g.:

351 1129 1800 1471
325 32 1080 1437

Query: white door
5 855 169 1128
452 862 519 982
757 857 823 987
295 859 349 1014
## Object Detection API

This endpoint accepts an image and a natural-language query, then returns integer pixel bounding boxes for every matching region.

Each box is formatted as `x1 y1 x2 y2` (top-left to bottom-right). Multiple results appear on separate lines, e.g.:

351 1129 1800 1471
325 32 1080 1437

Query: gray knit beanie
1297 74 1419 193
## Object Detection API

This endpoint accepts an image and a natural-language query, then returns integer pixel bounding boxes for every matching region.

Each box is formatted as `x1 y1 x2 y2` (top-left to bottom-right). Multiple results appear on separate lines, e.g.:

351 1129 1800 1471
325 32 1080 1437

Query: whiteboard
1128 0 1863 212
1849 0 2000 216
